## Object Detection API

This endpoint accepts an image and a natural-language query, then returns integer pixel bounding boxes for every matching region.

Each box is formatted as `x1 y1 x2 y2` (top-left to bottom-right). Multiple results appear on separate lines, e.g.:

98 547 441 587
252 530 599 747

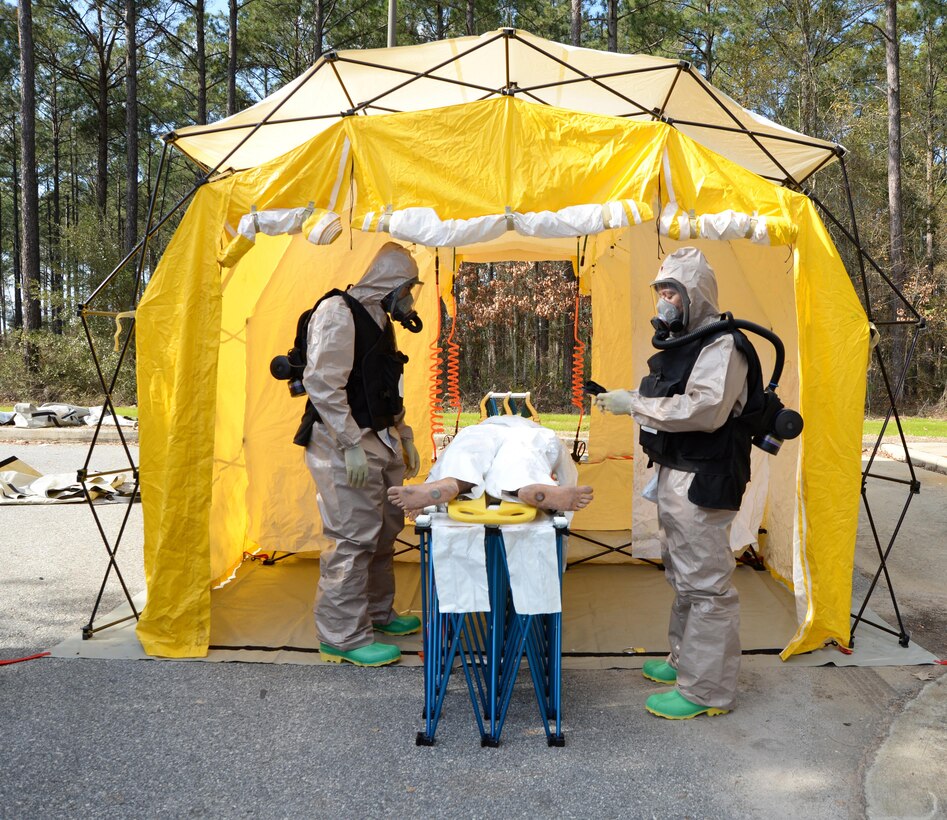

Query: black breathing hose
652 312 784 390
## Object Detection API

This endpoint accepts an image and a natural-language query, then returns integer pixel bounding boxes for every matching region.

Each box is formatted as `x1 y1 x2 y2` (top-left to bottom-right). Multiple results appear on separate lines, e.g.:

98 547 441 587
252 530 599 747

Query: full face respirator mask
650 280 690 337
382 279 424 333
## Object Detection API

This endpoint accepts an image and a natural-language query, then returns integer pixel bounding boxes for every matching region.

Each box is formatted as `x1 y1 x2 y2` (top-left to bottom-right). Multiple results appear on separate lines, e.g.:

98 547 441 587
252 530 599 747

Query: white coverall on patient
426 415 577 615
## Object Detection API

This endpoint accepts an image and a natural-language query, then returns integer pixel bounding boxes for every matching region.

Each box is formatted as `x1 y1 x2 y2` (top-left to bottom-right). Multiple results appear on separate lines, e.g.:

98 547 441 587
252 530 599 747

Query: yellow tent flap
136 95 868 661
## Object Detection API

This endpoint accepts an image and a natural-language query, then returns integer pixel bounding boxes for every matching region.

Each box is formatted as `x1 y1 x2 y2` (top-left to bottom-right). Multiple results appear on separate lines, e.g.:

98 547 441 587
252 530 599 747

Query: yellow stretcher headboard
447 494 538 524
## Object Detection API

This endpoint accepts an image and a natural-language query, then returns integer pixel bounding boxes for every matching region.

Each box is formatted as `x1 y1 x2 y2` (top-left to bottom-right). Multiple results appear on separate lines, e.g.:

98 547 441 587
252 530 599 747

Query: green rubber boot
645 689 729 720
319 641 401 667
642 659 678 685
373 613 421 636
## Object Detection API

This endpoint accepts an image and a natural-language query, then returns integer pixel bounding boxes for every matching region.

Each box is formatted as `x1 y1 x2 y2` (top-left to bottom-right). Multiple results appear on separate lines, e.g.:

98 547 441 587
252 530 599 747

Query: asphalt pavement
1 434 945 819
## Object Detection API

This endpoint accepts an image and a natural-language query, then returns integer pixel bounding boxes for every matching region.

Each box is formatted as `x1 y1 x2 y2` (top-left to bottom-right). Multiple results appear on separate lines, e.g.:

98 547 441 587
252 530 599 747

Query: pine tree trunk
51 72 63 334
885 0 907 380
571 0 582 46
607 0 617 51
125 0 139 266
18 0 41 346
466 0 474 35
0 191 5 335
95 6 109 215
12 134 22 330
924 33 935 283
228 0 239 114
196 0 207 124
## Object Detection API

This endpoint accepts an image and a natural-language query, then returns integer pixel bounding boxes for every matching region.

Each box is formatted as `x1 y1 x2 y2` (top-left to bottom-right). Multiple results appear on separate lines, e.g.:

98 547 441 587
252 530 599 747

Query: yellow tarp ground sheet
135 96 868 660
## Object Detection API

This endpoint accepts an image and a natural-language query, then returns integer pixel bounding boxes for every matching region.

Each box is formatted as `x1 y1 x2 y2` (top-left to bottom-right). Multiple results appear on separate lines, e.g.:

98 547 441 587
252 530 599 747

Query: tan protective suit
613 247 749 710
302 243 417 650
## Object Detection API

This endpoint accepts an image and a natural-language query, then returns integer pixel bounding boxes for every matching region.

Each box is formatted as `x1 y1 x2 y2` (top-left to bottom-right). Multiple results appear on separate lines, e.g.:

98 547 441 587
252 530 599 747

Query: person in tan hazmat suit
296 242 423 667
595 246 765 719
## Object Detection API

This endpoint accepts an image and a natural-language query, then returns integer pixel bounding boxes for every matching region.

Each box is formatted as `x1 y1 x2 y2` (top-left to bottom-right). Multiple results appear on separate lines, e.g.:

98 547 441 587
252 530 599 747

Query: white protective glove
402 439 420 479
344 444 369 487
594 390 637 416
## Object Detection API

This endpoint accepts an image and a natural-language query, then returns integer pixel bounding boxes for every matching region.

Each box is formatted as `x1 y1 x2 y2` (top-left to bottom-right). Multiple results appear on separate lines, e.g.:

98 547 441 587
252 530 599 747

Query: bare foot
388 478 463 515
516 484 594 511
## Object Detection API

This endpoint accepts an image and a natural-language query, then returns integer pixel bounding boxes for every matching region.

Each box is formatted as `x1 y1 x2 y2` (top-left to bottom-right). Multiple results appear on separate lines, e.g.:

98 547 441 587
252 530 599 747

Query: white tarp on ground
0 456 136 505
4 403 137 429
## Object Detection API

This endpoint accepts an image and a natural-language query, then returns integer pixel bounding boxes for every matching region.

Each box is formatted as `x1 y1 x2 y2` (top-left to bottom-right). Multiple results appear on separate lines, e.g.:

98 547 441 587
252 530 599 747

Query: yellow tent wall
135 98 868 660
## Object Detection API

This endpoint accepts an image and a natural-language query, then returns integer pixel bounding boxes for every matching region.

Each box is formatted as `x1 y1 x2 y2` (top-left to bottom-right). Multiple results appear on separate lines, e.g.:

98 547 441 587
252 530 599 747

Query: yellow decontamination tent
132 31 869 661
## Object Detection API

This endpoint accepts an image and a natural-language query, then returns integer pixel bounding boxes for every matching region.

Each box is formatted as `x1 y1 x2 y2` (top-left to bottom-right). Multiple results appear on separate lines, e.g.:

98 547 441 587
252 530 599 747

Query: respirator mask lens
650 280 688 335
656 298 683 328
382 279 424 333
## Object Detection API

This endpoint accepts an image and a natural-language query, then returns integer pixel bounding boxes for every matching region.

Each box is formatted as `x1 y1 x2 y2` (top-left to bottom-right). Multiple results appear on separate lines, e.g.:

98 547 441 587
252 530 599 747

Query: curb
877 443 947 476
0 427 138 445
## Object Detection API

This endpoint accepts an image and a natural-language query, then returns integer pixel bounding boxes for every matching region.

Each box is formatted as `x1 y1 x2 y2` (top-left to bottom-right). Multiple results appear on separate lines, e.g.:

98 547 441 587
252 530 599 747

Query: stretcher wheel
416 732 435 746
547 735 565 747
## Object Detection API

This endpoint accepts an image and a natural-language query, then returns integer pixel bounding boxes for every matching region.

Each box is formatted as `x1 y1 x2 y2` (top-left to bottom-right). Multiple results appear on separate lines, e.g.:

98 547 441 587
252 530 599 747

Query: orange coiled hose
428 255 444 459
444 311 462 436
570 291 587 460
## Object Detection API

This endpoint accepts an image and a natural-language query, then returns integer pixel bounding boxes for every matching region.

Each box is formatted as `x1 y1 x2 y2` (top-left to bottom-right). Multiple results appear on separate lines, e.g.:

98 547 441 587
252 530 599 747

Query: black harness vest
638 327 765 510
293 289 408 447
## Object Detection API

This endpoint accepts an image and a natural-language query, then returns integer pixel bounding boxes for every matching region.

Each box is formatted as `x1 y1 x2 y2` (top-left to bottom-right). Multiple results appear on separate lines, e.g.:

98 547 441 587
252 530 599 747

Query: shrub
0 327 137 406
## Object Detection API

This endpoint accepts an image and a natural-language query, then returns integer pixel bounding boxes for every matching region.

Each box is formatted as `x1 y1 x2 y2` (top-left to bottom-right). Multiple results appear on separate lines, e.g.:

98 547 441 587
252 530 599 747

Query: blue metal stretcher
414 506 568 748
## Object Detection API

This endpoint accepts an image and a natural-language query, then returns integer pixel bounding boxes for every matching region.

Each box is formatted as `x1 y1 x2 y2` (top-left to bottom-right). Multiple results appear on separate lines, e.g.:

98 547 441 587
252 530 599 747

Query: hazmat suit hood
348 242 420 307
652 247 720 332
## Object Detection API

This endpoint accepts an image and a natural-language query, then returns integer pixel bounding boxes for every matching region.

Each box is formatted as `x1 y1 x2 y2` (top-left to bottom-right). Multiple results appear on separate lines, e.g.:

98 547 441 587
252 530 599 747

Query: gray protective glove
344 444 369 487
594 390 637 416
402 439 420 479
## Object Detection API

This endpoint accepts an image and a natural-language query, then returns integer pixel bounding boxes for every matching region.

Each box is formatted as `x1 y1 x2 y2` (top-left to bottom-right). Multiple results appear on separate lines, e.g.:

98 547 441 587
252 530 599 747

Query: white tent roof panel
170 30 840 185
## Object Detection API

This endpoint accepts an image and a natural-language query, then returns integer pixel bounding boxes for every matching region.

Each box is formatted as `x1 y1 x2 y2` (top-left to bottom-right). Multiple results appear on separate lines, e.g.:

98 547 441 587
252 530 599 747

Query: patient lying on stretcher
387 415 594 518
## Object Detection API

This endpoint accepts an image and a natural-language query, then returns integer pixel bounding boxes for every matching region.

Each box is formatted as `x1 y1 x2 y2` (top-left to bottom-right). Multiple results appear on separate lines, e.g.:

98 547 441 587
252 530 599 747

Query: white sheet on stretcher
430 516 562 615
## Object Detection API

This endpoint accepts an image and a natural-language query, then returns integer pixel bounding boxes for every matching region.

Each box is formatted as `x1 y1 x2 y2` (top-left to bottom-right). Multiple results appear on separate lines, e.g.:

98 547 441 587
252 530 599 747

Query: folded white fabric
430 520 490 613
430 515 562 615
501 524 561 614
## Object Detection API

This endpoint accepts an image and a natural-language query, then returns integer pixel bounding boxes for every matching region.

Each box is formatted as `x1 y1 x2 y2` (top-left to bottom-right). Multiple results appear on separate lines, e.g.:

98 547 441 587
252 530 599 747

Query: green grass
443 410 590 433
863 417 947 438
3 404 943 437
453 412 947 438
